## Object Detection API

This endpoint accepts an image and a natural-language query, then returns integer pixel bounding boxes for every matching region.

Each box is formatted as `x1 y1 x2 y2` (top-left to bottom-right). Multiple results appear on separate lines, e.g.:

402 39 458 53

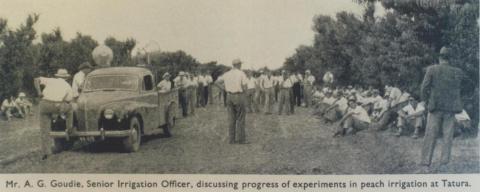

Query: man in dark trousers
420 47 465 167
215 59 249 144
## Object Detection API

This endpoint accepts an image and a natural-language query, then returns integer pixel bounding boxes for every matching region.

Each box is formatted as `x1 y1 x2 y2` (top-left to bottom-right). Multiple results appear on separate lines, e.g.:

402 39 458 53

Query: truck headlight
104 109 114 119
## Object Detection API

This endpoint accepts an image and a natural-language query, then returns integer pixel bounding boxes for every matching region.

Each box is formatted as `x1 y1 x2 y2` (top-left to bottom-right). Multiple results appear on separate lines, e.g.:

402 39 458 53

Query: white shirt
72 71 86 98
1 99 16 111
216 68 248 93
157 80 172 92
174 76 189 88
323 72 334 83
204 75 213 85
401 103 425 116
262 76 275 89
322 96 336 105
280 77 293 88
455 110 470 121
246 77 256 90
39 77 73 102
348 106 371 123
289 75 298 83
15 98 32 107
336 97 349 112
304 75 315 86
389 87 402 106
374 98 389 110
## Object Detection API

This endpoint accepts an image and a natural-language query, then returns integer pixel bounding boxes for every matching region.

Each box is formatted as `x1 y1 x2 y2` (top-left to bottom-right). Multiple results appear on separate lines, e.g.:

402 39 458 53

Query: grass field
0 102 478 174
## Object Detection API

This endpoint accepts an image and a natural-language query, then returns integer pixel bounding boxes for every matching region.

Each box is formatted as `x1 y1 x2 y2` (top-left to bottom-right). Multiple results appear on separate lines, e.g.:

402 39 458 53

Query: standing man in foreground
215 59 249 144
420 47 465 167
34 69 74 160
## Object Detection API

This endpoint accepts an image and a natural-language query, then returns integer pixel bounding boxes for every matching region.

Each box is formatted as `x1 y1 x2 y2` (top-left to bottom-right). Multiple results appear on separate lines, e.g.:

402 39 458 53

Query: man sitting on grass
395 96 425 138
334 97 371 137
1 96 18 121
15 92 33 118
323 90 348 124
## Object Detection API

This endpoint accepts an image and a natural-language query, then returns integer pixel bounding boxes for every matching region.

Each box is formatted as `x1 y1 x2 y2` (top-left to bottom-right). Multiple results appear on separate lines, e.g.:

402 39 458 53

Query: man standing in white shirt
262 70 275 114
204 72 213 105
246 71 257 113
72 62 93 100
303 69 315 107
215 59 249 144
174 71 189 117
157 72 172 93
34 68 74 160
278 70 294 115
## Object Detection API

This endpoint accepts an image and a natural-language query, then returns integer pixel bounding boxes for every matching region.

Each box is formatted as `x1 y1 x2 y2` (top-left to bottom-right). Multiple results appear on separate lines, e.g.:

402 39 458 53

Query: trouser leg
204 86 209 106
440 113 455 165
421 111 442 165
237 95 246 143
227 97 236 143
39 101 55 156
289 89 294 114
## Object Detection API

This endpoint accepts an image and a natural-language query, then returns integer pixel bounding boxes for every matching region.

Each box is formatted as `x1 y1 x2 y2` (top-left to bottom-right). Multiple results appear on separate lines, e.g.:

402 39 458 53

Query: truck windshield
84 75 138 91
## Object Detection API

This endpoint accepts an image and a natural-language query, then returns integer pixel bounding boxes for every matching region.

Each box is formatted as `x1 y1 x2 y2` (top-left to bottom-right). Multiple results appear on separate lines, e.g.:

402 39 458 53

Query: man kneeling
334 98 371 137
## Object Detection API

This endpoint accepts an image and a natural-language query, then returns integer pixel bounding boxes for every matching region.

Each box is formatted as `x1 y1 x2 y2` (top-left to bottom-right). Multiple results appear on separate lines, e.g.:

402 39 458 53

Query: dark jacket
421 63 464 113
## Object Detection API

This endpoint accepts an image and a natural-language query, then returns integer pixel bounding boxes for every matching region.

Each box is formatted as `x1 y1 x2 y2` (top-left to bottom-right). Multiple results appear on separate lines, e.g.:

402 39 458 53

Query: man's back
421 64 463 113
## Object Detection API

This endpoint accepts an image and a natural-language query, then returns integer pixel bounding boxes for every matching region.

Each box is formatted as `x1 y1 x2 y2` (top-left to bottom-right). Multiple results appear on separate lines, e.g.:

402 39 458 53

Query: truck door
140 74 161 131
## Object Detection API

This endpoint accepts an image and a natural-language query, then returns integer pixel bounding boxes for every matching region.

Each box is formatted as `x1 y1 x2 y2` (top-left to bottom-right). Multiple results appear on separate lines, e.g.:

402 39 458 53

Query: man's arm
34 77 43 98
420 67 433 102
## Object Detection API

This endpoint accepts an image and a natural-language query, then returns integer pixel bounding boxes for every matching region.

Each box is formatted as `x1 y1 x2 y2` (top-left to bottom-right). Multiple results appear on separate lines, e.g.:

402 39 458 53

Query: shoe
41 155 48 160
238 141 250 144
412 134 419 139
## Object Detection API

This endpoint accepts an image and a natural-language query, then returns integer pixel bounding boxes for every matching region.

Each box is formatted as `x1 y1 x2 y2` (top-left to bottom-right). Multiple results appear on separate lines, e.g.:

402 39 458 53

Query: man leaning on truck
34 68 74 160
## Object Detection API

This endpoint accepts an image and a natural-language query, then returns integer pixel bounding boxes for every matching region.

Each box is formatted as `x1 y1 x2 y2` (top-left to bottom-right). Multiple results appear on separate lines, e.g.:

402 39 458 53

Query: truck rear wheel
163 103 176 137
123 117 141 152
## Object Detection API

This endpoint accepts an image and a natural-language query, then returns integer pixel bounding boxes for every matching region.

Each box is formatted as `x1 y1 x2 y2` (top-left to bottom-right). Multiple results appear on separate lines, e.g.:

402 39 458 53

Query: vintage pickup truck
50 66 178 152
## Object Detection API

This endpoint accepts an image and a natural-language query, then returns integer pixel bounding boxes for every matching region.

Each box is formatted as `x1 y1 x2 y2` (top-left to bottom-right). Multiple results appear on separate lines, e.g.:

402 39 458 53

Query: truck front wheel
123 117 141 152
53 138 74 153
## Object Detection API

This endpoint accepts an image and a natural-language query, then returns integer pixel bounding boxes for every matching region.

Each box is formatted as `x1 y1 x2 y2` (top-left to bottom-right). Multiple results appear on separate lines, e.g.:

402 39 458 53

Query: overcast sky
0 0 368 69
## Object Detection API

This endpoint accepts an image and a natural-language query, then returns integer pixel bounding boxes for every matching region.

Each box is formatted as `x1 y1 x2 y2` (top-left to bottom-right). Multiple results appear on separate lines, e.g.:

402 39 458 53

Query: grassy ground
0 102 478 174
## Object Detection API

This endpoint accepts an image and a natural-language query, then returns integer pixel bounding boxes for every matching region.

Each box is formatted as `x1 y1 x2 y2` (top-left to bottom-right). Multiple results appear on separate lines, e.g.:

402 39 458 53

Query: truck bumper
49 129 131 139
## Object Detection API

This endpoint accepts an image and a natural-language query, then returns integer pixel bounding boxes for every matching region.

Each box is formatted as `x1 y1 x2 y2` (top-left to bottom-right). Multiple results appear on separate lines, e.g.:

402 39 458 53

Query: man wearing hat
72 62 93 99
215 59 249 144
420 46 466 167
157 72 172 93
34 68 74 160
174 71 189 117
303 69 315 107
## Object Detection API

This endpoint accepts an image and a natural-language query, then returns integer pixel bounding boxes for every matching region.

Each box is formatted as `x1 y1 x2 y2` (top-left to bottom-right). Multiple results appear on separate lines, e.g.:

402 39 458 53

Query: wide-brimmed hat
163 72 171 79
232 59 242 66
78 62 92 70
18 92 26 97
305 69 311 73
178 71 186 76
54 68 70 78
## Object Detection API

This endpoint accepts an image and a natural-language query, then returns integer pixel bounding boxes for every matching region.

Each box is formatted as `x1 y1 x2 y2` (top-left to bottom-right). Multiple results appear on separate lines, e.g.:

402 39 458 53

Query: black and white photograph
0 0 478 179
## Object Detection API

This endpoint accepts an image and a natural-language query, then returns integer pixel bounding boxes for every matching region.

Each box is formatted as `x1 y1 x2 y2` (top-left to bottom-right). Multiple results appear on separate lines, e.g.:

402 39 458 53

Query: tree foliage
287 0 479 124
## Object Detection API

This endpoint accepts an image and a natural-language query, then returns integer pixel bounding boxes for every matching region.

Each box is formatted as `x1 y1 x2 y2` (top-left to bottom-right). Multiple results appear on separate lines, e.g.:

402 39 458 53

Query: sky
0 0 369 69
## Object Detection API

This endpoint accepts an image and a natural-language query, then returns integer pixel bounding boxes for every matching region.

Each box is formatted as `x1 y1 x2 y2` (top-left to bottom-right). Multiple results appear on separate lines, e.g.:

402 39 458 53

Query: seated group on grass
0 92 33 121
311 85 472 138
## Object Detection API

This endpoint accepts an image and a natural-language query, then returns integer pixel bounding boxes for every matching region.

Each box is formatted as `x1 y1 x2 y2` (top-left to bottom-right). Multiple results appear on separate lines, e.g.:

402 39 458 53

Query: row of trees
0 15 229 100
284 0 479 124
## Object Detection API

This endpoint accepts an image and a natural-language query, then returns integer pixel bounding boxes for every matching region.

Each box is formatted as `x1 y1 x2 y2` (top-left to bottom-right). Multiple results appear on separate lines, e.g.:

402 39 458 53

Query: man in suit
420 47 465 167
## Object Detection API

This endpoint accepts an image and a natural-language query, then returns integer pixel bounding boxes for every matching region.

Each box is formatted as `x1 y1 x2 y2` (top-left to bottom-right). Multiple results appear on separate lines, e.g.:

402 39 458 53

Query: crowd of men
0 45 474 168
